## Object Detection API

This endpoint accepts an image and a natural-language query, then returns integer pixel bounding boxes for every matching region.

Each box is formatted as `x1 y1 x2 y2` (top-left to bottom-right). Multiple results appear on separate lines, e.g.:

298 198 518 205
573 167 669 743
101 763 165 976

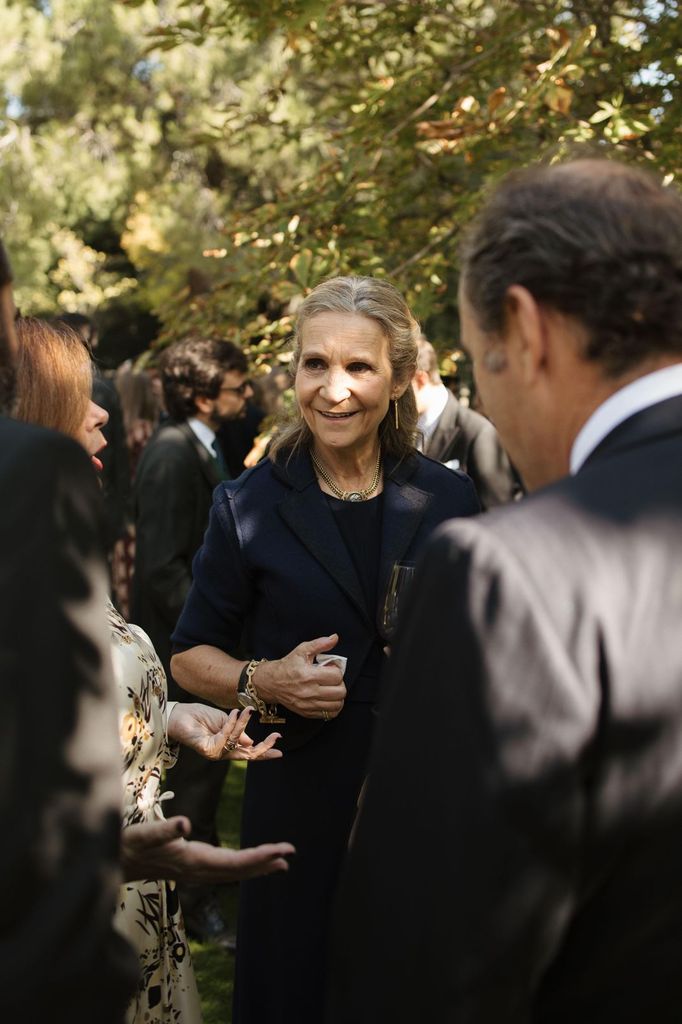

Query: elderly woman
13 317 293 1024
171 275 480 1024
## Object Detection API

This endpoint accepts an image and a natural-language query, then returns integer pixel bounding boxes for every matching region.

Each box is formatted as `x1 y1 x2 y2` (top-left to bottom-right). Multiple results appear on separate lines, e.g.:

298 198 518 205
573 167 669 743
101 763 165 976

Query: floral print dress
108 600 203 1024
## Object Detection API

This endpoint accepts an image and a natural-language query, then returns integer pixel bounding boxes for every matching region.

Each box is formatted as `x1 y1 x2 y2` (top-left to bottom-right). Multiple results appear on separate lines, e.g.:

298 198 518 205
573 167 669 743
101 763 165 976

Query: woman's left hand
167 705 282 761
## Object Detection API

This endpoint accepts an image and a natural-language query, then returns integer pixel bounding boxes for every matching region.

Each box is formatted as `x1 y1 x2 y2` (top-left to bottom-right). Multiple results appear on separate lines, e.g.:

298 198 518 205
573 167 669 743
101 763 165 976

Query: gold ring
322 711 329 722
224 739 238 752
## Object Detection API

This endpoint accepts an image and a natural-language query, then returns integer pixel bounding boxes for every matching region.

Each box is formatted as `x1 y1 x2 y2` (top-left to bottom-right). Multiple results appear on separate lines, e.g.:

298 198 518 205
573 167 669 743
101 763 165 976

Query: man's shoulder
406 450 480 512
1 414 66 451
0 417 103 554
431 473 609 585
411 448 473 488
146 418 191 444
137 420 196 466
448 397 497 441
0 416 93 488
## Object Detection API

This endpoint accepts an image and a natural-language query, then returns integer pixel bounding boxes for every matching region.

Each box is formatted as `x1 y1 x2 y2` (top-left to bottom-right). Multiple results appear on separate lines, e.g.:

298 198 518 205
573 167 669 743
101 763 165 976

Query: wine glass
381 561 416 642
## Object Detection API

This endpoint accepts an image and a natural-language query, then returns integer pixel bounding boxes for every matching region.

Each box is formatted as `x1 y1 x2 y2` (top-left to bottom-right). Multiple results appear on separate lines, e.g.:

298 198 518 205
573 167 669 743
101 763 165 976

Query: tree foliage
1 0 681 369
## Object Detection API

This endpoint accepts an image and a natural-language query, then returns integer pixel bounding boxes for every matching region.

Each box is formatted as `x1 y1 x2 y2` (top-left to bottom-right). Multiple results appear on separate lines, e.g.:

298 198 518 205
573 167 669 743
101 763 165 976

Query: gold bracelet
246 659 286 725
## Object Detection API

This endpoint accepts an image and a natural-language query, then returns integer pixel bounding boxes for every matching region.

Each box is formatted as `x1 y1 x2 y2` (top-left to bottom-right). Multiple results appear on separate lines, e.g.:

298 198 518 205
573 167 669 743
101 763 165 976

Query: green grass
189 760 246 1024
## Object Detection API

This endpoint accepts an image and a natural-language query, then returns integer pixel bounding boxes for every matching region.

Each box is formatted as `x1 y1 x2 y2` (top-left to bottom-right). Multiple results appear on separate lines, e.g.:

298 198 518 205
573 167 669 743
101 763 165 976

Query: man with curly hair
133 336 252 948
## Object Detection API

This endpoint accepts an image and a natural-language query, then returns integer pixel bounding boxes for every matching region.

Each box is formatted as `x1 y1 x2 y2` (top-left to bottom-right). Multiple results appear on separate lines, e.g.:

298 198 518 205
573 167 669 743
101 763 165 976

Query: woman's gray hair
270 275 419 461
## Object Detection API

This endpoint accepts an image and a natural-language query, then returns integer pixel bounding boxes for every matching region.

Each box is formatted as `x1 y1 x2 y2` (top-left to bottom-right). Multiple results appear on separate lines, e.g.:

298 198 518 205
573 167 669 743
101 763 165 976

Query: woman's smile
315 409 357 419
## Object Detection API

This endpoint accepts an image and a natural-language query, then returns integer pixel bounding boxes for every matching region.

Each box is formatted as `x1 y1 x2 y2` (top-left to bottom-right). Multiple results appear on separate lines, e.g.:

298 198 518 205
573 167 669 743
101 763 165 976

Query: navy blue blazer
173 447 479 748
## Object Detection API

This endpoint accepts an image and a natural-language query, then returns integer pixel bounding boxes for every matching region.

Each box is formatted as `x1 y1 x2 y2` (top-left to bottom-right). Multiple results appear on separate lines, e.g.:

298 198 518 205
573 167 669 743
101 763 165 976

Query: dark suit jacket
132 419 222 680
328 393 682 1023
424 390 520 508
0 417 137 1023
172 447 480 749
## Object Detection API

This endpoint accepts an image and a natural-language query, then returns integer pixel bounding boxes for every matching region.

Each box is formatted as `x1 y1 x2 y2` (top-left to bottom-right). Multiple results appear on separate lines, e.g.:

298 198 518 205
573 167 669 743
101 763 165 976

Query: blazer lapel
377 455 432 623
178 421 222 489
276 452 370 623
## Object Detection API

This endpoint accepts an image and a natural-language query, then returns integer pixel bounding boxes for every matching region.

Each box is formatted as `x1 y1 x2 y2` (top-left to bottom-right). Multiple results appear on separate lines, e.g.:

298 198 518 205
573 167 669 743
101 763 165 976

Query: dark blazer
424 390 520 508
328 393 682 1024
0 417 138 1023
175 446 478 1024
173 447 480 749
132 419 222 678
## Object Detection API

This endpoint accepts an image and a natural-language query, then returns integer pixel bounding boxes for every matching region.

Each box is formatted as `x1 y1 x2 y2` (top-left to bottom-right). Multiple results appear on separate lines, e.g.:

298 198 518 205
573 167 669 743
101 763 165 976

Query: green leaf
589 108 613 123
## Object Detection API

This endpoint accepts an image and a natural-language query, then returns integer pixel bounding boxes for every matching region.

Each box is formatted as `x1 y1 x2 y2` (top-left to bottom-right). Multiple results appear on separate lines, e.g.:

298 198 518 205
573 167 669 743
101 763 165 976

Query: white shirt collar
570 363 682 474
187 417 217 456
417 383 450 446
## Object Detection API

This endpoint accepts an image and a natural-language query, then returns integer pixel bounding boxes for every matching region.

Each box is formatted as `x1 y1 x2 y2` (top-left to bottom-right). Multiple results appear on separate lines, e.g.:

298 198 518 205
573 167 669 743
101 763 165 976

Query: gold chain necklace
311 449 382 502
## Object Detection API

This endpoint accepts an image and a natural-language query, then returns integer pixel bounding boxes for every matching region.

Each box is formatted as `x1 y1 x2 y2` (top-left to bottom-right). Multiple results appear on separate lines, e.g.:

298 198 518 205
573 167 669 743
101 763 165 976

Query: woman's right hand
121 816 295 883
255 633 347 720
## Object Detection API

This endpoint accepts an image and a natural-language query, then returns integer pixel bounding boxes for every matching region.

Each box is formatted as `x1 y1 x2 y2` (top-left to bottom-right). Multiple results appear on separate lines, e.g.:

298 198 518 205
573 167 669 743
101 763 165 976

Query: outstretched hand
168 704 282 761
121 816 295 883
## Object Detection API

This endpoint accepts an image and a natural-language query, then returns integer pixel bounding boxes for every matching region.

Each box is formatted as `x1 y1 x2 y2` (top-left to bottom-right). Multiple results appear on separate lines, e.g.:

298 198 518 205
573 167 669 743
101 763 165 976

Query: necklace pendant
311 449 382 504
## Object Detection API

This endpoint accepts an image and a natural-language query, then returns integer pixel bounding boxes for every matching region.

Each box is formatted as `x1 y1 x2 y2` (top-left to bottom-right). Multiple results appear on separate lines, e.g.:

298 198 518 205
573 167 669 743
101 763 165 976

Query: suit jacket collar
176 420 222 489
274 448 431 624
581 394 682 469
425 391 461 462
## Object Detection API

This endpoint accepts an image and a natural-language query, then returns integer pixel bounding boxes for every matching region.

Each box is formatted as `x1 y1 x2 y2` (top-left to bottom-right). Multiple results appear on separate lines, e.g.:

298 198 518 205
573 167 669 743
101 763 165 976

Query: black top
327 491 385 698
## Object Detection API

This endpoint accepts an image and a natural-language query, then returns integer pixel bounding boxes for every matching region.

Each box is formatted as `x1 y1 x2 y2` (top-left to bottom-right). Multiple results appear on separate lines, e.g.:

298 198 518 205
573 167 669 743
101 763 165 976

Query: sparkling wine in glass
381 561 416 642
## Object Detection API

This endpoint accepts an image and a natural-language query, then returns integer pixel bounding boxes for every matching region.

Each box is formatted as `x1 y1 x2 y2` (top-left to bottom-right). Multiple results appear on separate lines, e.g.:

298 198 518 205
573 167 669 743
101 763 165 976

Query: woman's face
75 399 109 471
296 312 399 458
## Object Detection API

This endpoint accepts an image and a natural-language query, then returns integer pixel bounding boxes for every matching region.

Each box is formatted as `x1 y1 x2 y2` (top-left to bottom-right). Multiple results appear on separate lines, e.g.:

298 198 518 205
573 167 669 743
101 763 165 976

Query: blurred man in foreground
328 159 682 1023
0 244 139 1022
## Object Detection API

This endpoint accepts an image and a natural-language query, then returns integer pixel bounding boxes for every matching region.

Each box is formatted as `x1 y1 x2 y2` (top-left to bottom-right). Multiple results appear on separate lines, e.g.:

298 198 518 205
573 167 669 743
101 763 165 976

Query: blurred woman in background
112 361 161 617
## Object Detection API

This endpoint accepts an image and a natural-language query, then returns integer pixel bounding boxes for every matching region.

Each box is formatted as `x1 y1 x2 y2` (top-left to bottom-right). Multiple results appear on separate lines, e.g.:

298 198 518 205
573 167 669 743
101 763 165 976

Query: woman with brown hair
13 317 293 1024
171 275 480 1024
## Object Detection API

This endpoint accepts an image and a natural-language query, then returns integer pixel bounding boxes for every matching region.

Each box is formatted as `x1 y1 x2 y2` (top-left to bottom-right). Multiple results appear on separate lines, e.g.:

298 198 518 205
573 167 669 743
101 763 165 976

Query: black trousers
163 743 229 911
233 702 375 1024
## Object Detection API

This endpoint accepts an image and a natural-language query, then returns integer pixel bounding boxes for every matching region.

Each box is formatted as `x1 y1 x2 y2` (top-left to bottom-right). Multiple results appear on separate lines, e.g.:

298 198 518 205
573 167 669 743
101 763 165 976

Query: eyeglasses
220 380 251 396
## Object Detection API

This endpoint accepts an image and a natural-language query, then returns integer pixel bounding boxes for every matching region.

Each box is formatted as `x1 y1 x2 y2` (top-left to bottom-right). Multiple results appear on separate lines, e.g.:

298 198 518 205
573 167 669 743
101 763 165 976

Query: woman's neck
312 441 381 488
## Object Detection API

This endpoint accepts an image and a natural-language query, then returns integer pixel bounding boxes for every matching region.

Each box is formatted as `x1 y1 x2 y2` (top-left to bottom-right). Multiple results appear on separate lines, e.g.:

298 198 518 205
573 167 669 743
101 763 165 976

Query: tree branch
390 223 459 277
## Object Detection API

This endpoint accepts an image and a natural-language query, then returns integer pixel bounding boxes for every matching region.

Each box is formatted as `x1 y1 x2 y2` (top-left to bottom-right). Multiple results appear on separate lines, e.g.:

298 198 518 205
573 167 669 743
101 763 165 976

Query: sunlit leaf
487 87 506 114
545 85 573 115
289 249 313 287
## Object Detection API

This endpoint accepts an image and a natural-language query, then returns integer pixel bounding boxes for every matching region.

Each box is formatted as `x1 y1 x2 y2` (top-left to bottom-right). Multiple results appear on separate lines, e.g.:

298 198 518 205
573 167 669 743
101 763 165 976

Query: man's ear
411 369 428 390
504 285 549 383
